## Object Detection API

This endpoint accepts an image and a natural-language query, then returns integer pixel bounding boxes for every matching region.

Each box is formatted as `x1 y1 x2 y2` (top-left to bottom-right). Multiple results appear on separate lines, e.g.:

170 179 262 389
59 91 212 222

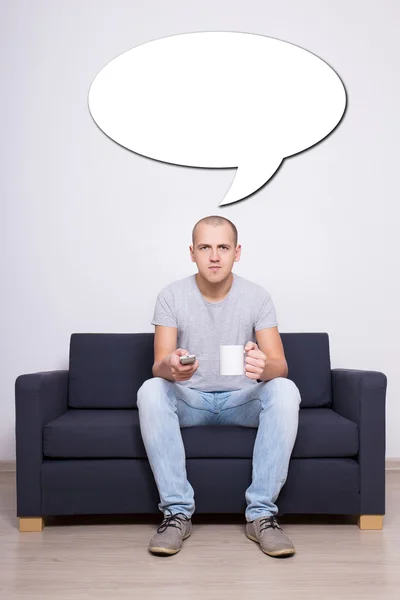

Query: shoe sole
149 531 192 556
246 533 295 557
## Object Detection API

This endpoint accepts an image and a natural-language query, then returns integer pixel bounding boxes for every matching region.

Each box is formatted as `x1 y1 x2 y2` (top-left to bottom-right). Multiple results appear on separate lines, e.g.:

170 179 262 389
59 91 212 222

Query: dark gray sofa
15 332 387 531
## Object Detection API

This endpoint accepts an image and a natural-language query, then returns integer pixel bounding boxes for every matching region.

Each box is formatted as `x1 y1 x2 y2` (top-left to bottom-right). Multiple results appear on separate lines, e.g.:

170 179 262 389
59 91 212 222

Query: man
137 215 301 558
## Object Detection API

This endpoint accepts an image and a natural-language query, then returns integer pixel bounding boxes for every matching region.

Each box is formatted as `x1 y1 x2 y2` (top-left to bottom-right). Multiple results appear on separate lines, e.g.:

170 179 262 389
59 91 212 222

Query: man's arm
152 325 178 381
152 325 199 382
245 327 288 382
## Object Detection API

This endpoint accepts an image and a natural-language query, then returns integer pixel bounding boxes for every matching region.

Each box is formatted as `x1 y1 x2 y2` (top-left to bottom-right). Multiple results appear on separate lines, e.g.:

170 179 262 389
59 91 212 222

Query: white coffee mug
220 345 245 376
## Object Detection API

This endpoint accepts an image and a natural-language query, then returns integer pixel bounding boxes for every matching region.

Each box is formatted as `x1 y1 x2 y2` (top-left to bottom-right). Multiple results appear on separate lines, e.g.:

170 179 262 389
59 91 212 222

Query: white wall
1 0 399 459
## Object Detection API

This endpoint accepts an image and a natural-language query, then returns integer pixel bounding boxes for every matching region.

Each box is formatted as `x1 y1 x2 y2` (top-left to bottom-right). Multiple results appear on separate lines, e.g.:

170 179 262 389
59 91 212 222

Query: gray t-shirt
151 272 278 392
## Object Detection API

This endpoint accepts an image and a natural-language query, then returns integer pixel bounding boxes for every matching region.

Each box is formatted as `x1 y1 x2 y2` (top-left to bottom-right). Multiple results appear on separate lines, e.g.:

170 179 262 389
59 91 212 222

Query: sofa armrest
15 370 69 516
331 368 387 515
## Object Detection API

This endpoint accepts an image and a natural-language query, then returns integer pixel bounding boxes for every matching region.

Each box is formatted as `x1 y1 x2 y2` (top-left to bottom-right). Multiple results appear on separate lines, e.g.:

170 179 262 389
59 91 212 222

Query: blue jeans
136 377 301 522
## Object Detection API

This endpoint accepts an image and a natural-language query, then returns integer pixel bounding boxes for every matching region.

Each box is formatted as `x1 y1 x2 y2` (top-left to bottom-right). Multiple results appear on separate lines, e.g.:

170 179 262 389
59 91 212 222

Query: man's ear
189 245 195 262
234 244 242 262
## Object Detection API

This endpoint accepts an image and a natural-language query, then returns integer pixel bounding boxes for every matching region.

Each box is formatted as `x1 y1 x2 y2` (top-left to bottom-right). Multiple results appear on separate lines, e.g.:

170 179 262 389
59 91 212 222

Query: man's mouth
209 266 221 270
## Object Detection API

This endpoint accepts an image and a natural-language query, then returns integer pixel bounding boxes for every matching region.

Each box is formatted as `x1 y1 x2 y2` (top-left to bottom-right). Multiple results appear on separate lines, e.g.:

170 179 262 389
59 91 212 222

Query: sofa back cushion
281 332 332 407
68 332 332 409
68 333 154 408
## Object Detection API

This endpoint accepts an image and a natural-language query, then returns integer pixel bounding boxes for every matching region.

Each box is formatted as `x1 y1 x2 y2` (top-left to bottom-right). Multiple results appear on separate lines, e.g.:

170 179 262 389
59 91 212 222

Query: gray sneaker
148 511 192 556
246 516 295 557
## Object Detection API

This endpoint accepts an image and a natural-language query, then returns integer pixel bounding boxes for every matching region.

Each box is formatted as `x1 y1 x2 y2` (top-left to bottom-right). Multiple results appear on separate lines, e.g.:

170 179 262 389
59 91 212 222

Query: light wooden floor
0 471 399 600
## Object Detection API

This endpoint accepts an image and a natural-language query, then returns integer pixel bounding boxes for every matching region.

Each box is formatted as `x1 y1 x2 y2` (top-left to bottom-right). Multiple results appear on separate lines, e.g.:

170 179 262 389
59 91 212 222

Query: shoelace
157 511 188 533
259 516 283 533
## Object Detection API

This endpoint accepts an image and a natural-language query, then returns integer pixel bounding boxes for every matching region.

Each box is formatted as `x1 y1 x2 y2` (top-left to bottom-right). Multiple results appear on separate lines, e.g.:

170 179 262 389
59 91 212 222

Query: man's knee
136 377 172 408
261 377 301 409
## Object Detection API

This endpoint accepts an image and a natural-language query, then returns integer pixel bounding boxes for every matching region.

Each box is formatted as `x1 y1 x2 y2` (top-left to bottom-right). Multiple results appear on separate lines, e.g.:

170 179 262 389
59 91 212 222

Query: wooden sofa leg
19 517 44 532
358 515 383 530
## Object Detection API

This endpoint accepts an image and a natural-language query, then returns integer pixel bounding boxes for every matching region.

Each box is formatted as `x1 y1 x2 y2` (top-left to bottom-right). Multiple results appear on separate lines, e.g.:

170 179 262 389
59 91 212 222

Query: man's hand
244 341 267 380
167 348 199 382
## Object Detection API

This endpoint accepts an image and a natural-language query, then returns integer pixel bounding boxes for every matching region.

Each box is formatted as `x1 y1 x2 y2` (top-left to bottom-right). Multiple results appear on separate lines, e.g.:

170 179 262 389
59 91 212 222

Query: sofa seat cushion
43 408 358 459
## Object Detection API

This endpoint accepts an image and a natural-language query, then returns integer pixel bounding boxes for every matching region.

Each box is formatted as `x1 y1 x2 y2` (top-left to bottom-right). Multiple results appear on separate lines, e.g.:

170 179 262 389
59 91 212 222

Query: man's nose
210 250 220 261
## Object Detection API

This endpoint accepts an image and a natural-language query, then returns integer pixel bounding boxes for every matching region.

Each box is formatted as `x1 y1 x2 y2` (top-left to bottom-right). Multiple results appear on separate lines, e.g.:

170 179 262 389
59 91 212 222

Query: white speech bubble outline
88 32 346 206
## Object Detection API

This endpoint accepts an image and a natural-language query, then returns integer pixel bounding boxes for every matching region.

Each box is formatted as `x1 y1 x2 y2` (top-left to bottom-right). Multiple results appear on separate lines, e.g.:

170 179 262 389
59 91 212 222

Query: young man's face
190 223 241 282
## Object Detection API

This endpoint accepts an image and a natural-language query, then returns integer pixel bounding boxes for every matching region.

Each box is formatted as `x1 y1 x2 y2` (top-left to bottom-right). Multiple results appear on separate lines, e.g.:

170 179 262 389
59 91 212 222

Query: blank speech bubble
88 32 346 206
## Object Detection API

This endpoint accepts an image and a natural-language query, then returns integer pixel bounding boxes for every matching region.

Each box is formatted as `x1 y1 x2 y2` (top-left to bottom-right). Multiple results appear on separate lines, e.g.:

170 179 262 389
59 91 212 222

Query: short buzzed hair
192 216 238 247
